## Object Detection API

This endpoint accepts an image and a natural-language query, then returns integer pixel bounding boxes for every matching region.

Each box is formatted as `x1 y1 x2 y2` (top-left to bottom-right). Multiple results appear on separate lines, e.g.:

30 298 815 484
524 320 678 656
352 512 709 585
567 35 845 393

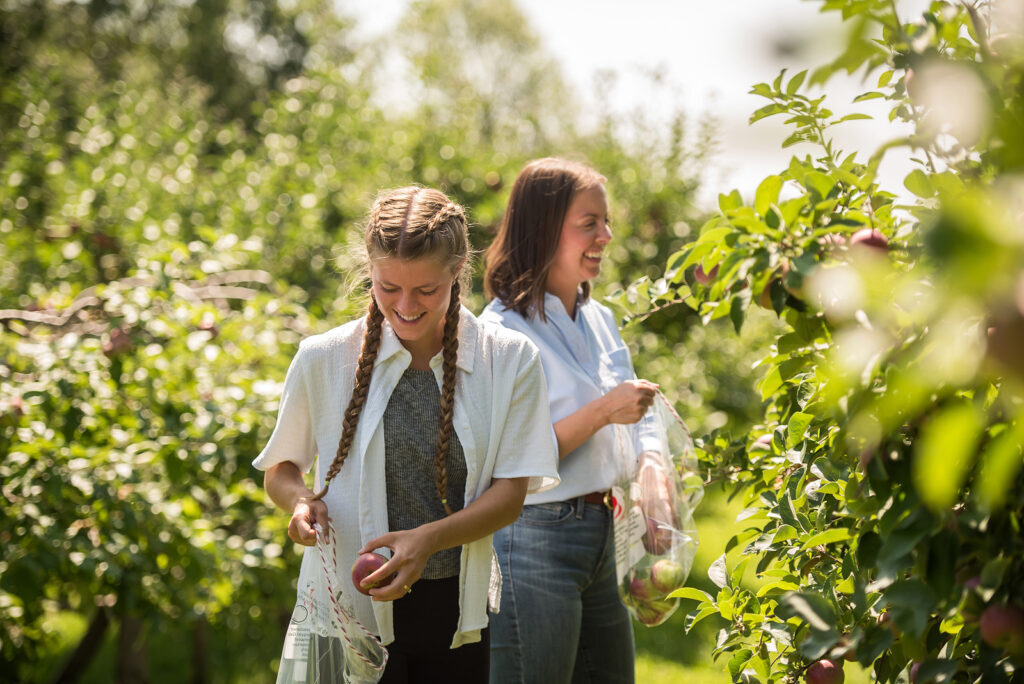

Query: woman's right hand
288 496 330 546
601 379 658 425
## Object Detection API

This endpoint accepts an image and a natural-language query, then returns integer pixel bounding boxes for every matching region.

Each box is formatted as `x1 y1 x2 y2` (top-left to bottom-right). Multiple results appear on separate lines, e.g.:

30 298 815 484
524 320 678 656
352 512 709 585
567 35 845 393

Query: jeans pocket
518 501 575 527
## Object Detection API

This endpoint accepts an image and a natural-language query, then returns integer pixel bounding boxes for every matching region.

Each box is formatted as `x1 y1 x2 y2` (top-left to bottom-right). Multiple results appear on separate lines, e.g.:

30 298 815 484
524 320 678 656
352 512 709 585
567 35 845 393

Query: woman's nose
596 222 612 243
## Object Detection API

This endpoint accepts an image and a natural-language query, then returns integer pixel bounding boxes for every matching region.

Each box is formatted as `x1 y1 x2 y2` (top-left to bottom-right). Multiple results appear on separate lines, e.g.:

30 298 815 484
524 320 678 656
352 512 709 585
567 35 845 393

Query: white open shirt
253 307 560 648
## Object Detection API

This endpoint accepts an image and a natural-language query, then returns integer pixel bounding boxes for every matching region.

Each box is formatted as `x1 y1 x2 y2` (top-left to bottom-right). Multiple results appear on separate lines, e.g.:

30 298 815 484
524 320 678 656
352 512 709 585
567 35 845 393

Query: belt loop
575 495 585 519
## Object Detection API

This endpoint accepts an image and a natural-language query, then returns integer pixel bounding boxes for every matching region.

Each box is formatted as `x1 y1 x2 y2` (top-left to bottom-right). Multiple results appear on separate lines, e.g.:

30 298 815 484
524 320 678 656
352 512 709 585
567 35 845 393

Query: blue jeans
489 497 635 684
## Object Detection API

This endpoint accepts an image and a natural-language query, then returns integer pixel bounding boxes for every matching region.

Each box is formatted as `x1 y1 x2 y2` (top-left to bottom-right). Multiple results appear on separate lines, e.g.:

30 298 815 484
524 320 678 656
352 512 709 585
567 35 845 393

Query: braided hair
310 187 469 514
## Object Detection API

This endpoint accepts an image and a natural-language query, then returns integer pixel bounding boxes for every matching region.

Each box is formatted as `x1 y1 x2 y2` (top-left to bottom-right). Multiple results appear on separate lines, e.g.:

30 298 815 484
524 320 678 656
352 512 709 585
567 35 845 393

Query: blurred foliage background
0 0 774 681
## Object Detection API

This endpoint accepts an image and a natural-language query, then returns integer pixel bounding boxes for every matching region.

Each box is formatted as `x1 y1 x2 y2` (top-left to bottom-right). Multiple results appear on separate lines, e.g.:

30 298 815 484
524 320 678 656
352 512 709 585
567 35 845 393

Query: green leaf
803 171 835 199
836 113 873 123
800 528 854 550
728 649 753 679
786 69 808 95
776 591 837 632
975 420 1024 510
773 68 787 91
853 91 885 101
913 401 984 512
729 294 746 334
904 169 935 198
754 175 783 216
669 587 713 602
749 103 785 124
718 189 744 213
786 412 814 448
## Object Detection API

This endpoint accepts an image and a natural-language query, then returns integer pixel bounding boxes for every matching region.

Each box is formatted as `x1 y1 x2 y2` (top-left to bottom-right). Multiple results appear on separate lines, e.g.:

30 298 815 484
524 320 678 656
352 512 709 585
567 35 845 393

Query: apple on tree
805 658 844 684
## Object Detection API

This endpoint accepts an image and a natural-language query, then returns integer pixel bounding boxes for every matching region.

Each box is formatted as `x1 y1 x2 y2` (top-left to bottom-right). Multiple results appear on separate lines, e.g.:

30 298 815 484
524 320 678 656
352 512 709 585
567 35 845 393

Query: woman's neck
546 278 580 320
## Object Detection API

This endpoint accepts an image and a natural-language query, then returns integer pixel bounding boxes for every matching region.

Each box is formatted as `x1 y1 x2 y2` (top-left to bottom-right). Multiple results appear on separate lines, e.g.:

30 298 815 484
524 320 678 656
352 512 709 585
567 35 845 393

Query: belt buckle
602 490 612 509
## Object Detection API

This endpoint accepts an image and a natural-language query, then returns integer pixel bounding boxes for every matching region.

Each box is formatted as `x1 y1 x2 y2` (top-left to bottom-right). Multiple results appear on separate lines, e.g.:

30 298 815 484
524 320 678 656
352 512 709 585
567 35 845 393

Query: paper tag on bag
611 485 646 584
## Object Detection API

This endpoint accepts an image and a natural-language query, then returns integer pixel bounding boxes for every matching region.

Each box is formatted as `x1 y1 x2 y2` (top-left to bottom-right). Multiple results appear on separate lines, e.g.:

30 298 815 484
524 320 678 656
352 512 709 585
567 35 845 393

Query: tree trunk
50 606 109 684
190 616 208 684
115 611 149 684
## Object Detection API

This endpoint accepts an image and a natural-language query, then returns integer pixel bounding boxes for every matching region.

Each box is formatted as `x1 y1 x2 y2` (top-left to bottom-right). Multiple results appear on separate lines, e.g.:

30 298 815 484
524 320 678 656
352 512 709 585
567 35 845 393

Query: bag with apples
611 392 702 626
275 523 388 684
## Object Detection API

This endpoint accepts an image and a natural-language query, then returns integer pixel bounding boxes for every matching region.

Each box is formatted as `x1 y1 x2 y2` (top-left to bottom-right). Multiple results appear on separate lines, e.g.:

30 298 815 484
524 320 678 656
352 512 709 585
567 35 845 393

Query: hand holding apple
351 552 396 595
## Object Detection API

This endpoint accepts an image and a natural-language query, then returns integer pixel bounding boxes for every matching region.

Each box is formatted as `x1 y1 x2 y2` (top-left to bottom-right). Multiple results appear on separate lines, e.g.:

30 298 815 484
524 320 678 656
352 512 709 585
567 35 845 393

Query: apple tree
627 1 1024 682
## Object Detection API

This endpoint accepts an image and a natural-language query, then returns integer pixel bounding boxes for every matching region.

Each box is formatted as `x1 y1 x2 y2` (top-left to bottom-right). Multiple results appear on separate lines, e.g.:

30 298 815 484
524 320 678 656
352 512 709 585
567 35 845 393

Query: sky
341 0 923 209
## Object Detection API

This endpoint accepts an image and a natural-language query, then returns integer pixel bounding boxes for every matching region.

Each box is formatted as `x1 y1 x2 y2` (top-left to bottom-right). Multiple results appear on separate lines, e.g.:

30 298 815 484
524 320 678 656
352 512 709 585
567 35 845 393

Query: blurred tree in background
0 0 761 681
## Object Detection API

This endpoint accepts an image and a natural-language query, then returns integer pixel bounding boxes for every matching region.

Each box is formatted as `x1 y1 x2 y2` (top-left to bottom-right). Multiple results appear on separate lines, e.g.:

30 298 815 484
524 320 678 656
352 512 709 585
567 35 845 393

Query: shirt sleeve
252 346 317 473
490 343 561 494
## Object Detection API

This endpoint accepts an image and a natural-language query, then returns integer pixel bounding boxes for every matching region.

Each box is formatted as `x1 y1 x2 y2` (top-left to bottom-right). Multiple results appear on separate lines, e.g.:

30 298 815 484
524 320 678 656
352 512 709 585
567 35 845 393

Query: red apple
979 604 1024 654
806 658 844 684
102 327 132 358
849 228 888 252
632 598 676 626
650 559 688 594
643 517 673 555
629 575 657 602
351 552 394 595
694 264 719 285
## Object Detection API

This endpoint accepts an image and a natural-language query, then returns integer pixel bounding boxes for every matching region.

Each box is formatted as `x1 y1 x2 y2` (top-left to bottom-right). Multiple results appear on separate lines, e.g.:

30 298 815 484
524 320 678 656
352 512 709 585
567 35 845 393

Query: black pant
379 576 489 684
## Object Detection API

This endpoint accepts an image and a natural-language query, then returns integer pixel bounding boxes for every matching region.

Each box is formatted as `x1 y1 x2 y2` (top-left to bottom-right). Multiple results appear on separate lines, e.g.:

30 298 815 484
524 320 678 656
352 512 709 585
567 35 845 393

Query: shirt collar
542 290 585 322
374 305 476 373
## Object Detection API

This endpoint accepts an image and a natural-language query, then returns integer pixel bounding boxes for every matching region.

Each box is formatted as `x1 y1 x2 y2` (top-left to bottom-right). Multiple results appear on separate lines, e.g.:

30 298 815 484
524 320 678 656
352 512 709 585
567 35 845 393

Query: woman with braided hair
255 186 560 683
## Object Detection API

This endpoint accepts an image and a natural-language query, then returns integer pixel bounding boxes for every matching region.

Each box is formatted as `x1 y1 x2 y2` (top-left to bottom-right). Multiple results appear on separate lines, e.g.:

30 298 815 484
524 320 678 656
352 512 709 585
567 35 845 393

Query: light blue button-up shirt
481 292 660 505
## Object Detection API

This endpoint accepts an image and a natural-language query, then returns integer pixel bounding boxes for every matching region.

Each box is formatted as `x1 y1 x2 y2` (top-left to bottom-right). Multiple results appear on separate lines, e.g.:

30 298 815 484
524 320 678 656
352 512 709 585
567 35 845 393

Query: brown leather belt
582 490 613 508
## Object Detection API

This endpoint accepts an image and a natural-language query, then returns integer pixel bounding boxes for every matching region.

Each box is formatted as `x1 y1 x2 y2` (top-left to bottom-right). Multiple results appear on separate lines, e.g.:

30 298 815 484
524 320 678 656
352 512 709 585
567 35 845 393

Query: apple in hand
351 552 395 595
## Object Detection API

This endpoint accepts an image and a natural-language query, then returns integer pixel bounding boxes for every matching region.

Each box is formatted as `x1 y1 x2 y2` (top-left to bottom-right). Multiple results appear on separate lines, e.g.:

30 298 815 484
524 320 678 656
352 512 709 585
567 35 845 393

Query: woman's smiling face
546 184 612 301
371 256 457 359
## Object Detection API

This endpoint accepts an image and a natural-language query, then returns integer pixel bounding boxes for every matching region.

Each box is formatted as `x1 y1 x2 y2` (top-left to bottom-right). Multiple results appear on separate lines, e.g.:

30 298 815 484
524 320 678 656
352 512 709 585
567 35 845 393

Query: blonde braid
426 203 465 234
309 299 385 501
433 280 461 516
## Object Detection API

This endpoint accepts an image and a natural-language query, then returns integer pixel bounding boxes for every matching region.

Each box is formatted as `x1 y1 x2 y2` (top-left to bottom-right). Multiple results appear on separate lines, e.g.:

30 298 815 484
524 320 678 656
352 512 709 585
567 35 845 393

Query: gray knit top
383 367 466 579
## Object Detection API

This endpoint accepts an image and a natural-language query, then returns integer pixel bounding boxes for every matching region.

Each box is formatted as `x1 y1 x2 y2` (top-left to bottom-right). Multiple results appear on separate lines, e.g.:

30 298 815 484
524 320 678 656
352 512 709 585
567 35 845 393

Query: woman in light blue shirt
480 158 662 684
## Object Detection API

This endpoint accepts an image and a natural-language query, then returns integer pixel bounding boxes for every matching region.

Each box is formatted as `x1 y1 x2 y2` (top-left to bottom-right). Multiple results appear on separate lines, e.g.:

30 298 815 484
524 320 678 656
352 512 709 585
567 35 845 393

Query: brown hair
484 157 606 320
311 186 468 515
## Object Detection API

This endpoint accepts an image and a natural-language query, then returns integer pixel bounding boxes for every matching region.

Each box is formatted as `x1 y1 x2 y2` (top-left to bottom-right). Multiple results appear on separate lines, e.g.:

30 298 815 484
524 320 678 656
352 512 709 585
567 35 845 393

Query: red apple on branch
979 604 1024 655
849 228 888 253
806 658 844 684
694 264 718 285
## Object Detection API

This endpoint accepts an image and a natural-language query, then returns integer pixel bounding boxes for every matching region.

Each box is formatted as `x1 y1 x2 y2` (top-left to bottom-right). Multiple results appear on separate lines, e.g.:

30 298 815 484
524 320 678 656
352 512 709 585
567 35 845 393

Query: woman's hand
601 379 658 425
357 527 439 602
288 496 330 546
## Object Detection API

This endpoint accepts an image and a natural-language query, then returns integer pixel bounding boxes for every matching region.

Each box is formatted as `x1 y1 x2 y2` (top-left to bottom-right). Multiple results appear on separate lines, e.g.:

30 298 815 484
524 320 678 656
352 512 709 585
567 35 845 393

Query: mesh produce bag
611 392 703 626
275 523 388 684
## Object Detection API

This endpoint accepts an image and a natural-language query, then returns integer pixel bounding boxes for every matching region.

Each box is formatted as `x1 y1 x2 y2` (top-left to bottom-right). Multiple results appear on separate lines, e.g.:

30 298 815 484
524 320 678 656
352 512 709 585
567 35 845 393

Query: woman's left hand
357 527 439 602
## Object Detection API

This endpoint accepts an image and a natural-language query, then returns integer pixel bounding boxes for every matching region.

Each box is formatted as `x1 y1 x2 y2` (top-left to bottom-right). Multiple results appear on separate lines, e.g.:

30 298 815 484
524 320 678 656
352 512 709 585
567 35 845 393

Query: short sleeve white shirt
253 307 560 648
